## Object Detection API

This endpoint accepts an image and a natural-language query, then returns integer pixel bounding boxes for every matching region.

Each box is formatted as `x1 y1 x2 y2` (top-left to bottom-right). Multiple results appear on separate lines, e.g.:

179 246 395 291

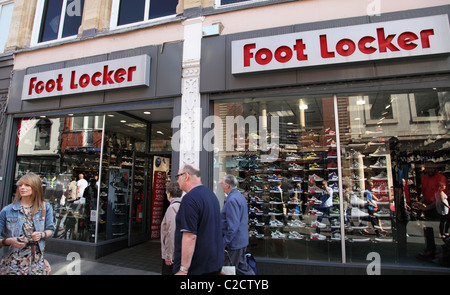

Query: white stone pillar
179 17 204 167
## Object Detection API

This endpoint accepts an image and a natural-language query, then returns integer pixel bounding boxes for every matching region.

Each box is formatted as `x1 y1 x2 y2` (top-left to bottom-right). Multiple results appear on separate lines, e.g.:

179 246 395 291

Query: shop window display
14 112 151 243
213 89 450 265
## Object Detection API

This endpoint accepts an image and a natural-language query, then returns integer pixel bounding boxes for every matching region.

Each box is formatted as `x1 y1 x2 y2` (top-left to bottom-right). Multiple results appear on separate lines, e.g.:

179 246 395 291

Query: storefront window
14 111 160 243
16 115 102 242
213 88 450 264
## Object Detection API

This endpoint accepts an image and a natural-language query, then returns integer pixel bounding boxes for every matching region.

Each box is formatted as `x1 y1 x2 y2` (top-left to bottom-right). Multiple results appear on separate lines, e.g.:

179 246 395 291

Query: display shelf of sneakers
243 146 346 241
345 145 394 243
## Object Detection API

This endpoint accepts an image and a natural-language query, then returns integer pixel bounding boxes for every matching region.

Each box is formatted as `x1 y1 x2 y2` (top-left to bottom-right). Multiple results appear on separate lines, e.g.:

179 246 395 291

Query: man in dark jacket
220 174 255 275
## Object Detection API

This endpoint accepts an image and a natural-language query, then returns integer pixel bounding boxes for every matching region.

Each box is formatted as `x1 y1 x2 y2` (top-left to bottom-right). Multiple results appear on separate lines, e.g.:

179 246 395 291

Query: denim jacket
0 201 55 257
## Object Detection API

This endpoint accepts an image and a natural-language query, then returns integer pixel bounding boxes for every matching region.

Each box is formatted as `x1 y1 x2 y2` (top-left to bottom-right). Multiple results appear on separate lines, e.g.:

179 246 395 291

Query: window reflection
213 88 450 265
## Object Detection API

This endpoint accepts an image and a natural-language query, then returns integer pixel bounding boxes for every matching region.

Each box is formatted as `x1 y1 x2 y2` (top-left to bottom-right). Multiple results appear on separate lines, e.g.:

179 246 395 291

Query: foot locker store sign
232 15 450 74
22 55 151 100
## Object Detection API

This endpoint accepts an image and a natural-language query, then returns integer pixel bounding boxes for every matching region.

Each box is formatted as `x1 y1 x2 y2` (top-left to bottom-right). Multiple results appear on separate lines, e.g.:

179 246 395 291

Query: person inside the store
173 165 223 275
220 174 255 275
413 161 449 220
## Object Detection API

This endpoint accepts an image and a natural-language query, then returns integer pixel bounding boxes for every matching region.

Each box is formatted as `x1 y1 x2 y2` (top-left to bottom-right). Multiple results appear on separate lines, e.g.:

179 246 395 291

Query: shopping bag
220 265 236 275
220 250 236 275
246 252 257 275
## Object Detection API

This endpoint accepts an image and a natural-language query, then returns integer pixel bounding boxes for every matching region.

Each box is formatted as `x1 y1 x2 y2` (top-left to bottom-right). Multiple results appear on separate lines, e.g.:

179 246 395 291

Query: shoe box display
232 133 395 243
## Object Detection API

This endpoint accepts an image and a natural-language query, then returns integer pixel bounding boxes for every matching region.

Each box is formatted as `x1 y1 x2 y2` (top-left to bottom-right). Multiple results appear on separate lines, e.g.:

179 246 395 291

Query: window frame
110 0 178 30
31 0 83 47
408 91 444 123
0 0 14 53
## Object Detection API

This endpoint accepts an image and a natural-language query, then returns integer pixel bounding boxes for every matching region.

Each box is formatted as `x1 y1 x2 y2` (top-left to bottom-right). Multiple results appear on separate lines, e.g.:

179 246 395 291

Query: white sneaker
311 221 327 229
310 233 327 241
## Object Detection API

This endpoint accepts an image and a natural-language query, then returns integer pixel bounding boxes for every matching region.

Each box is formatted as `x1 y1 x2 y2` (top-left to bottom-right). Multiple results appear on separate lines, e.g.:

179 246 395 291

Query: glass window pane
148 0 177 19
61 0 84 38
15 115 103 242
368 93 393 120
0 3 14 52
213 96 341 262
118 0 145 26
412 91 441 118
39 0 63 42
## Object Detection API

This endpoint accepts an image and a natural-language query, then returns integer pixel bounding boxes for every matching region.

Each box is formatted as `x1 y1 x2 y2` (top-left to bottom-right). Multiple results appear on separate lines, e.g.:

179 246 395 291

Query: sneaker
329 208 340 217
308 185 323 194
309 163 323 170
326 149 337 158
250 175 263 182
271 230 286 239
370 158 387 168
369 147 387 157
288 207 301 216
267 175 282 182
249 230 264 238
308 174 324 182
307 196 322 205
249 206 264 215
328 172 339 181
288 231 304 240
250 186 264 193
269 196 283 204
269 219 284 227
268 208 283 215
269 186 282 193
285 153 300 161
287 220 306 227
308 208 324 216
288 163 304 171
288 176 303 182
250 196 264 204
311 221 327 228
327 161 338 170
371 171 387 180
347 149 365 159
311 233 327 241
249 218 265 227
324 128 336 136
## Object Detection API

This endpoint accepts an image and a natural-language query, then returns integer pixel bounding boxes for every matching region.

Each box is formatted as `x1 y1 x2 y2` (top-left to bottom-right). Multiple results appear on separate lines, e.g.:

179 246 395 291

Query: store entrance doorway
102 109 172 246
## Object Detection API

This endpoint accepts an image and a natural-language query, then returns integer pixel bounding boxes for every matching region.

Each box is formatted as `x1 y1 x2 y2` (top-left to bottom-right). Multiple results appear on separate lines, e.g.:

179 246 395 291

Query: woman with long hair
0 172 55 275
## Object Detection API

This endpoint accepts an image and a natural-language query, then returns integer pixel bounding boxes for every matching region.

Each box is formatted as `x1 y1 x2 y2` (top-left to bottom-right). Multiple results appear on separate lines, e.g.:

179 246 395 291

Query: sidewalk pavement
45 252 160 275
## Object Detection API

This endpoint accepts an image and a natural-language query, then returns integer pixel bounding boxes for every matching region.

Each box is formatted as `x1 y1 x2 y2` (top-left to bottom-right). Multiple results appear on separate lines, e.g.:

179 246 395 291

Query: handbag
220 250 236 275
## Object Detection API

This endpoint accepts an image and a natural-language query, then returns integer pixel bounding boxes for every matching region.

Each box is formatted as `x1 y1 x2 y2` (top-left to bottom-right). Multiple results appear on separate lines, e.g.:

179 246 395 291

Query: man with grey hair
173 164 223 275
220 174 255 275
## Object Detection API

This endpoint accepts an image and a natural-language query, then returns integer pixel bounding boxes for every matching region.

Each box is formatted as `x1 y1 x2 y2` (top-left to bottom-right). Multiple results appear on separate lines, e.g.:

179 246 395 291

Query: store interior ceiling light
126 123 146 128
269 110 294 117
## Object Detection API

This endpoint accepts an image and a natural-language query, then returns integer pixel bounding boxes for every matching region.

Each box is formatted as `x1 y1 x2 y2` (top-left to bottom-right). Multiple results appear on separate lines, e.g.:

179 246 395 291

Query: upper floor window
0 1 14 52
111 0 178 28
32 0 84 45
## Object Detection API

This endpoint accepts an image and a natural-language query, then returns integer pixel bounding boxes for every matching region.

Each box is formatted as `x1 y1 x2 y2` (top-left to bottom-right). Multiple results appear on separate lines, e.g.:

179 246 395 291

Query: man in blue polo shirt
173 164 223 275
